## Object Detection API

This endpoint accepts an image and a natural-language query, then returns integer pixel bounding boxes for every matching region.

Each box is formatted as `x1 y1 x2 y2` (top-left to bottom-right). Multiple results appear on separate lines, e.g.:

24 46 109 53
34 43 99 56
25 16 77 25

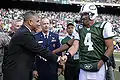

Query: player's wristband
66 42 72 47
101 55 109 62
65 52 72 59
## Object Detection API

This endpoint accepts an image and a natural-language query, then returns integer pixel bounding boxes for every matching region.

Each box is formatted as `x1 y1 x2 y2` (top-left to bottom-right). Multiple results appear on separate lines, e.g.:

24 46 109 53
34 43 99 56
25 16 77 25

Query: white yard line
114 58 120 72
115 69 119 72
115 59 120 62
115 58 120 62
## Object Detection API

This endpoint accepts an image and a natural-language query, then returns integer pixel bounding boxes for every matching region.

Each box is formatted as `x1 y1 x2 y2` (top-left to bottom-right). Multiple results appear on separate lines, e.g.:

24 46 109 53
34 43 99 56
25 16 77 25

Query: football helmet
80 3 98 20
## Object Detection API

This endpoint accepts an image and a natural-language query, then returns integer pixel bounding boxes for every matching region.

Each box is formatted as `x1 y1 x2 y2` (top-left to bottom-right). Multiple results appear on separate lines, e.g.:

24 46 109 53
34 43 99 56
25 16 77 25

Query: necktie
45 35 48 48
45 35 47 39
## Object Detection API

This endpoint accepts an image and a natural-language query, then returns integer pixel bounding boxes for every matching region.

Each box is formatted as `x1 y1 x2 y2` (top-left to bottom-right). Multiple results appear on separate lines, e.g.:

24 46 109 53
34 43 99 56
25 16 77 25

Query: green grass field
58 51 120 80
113 52 120 80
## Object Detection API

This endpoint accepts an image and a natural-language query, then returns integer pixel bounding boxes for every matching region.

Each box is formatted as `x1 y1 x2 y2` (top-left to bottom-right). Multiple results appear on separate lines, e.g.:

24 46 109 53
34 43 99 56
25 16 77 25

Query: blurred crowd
72 0 120 4
35 0 120 4
0 8 120 51
0 8 120 31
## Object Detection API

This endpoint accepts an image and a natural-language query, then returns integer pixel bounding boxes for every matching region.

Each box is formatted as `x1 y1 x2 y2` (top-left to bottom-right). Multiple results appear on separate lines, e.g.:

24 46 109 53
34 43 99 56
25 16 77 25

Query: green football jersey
61 36 71 45
77 21 114 64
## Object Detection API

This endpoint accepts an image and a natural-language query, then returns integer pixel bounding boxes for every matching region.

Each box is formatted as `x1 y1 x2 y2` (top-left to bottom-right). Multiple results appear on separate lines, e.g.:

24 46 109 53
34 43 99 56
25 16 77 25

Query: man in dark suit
2 11 63 80
33 17 62 80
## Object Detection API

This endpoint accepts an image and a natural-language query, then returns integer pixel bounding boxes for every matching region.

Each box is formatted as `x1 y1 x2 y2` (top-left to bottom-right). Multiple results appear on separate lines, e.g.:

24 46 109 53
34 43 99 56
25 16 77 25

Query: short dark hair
67 23 74 28
23 11 37 21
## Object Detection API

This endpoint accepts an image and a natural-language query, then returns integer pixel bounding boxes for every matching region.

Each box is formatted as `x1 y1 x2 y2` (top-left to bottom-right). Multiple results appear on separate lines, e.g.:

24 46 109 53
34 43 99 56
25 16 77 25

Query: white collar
24 25 32 32
42 32 49 38
67 34 74 39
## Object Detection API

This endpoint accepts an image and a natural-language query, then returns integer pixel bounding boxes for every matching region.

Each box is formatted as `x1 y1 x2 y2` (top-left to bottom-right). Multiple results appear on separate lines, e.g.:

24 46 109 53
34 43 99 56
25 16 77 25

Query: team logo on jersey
76 24 83 31
84 64 93 70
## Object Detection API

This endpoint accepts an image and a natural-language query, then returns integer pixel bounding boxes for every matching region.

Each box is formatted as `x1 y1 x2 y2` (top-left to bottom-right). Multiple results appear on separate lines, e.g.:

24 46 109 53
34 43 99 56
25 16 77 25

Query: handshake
58 55 68 65
58 52 71 65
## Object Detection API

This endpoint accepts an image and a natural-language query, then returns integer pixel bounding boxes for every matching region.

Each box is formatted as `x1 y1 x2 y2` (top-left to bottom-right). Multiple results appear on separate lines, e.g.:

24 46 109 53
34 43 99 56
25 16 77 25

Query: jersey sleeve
72 30 80 40
103 22 115 39
75 24 83 32
75 24 79 32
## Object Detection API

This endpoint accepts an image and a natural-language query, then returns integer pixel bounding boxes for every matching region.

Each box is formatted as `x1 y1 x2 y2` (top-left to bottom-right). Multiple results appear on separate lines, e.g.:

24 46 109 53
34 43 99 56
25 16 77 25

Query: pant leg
0 74 3 80
106 66 115 80
0 55 3 80
96 64 105 80
64 65 74 80
79 64 105 80
79 69 87 80
64 60 79 80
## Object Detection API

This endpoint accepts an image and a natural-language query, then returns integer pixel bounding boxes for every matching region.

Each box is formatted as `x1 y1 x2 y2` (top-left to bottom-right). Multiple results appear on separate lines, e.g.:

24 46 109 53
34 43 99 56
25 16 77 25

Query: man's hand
33 70 38 79
58 55 67 65
61 55 68 63
97 60 104 69
52 50 56 54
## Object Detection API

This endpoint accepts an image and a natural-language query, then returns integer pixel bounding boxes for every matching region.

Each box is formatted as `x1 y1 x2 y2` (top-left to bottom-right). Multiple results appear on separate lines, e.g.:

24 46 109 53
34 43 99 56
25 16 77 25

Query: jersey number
84 33 94 51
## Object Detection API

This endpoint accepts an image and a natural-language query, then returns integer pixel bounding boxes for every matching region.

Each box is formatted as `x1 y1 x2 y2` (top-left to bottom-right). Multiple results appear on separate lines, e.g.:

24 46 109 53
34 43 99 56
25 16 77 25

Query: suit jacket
2 25 58 80
34 32 61 77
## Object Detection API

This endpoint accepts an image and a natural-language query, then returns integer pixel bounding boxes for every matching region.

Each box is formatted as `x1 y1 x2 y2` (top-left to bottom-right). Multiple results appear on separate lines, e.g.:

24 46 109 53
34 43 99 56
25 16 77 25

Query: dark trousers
3 69 33 80
0 75 3 80
64 60 79 80
106 66 115 80
35 58 58 80
0 55 3 80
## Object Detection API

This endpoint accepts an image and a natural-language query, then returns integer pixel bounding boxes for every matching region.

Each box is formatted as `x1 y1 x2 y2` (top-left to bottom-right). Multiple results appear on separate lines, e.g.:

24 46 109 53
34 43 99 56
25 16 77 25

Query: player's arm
67 40 79 56
98 22 115 69
60 39 79 63
103 22 115 59
104 39 114 58
64 31 80 57
59 29 80 63
52 38 74 54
